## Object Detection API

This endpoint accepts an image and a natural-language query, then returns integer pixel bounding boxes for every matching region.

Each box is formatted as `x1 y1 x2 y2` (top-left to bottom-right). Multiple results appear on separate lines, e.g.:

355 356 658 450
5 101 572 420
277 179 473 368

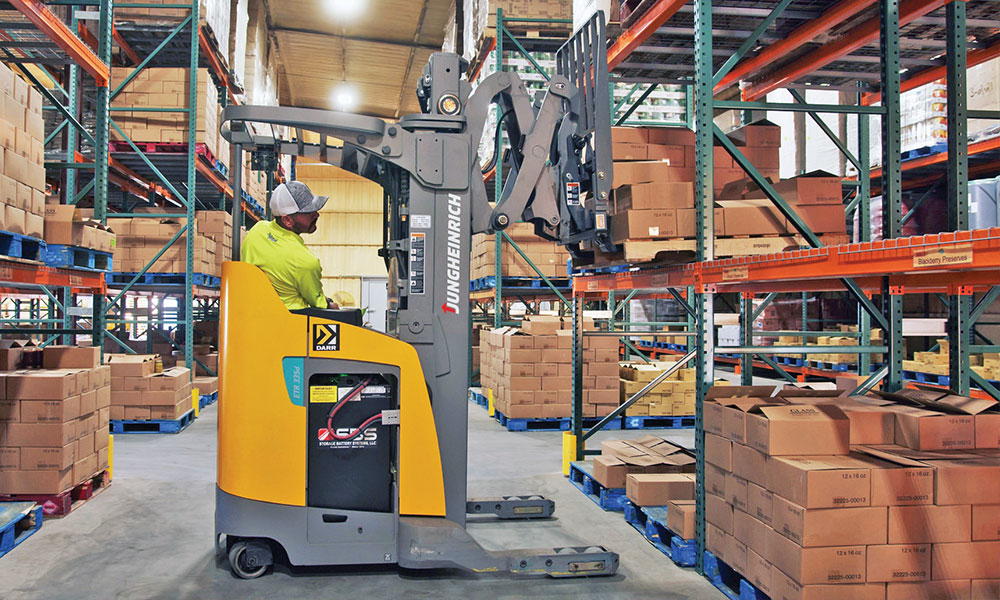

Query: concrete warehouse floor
0 402 726 599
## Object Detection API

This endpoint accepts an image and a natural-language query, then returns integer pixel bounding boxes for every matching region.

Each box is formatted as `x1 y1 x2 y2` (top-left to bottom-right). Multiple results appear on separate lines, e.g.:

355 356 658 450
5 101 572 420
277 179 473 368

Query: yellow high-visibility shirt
241 220 326 310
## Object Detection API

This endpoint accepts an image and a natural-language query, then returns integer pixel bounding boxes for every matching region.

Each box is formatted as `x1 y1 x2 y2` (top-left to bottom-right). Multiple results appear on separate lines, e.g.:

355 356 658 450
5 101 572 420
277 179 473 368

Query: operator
241 181 338 310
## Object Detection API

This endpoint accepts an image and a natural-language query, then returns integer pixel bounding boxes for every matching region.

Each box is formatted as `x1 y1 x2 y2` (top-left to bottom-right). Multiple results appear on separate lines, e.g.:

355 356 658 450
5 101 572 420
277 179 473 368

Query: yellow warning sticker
310 385 340 403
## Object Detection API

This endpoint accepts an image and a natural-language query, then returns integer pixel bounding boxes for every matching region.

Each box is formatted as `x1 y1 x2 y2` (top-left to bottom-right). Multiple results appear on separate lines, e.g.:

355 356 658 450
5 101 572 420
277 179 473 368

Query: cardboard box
104 354 157 377
42 345 101 369
706 463 727 497
726 471 749 512
747 404 850 456
6 371 76 400
887 505 971 544
0 446 18 469
0 399 17 422
733 509 768 556
614 182 694 211
767 456 871 508
706 433 732 470
748 482 774 525
926 458 1000 505
666 500 695 539
866 544 931 582
19 397 82 423
972 505 1000 541
889 405 976 451
771 495 887 546
747 550 771 596
611 209 679 242
851 447 935 506
0 466 74 494
932 542 1000 580
977 413 1000 448
706 492 733 533
732 443 768 487
727 120 782 147
886 580 970 600
971 579 1000 599
625 473 695 506
768 528 867 585
770 567 887 600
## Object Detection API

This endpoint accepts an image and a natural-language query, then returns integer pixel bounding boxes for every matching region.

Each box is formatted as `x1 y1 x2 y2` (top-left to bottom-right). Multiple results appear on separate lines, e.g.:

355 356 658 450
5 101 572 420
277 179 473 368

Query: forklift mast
220 13 613 527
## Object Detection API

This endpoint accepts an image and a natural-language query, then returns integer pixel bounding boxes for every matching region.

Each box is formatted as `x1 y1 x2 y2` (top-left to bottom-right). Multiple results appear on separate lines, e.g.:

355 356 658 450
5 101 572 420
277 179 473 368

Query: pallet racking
561 0 1000 574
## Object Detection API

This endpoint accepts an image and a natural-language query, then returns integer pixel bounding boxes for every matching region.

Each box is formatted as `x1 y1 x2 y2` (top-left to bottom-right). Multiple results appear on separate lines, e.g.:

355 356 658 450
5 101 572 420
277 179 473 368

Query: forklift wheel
228 541 270 579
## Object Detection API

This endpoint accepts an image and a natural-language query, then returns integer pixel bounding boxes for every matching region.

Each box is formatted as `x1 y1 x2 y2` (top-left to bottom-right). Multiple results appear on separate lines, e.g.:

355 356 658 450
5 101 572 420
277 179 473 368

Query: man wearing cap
241 181 337 310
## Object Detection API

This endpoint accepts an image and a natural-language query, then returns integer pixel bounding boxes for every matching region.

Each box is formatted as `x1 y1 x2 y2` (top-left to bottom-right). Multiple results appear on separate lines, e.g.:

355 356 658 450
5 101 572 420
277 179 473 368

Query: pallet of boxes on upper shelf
699 382 1000 600
109 67 222 165
108 210 228 282
471 222 571 286
582 122 849 268
0 61 48 259
42 205 117 272
479 315 619 423
0 344 111 517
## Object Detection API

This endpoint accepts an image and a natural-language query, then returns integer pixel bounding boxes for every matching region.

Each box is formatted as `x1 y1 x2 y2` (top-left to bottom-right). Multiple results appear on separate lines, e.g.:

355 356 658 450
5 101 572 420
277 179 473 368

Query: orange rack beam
8 0 109 86
607 0 687 70
574 228 1000 296
869 136 1000 183
864 39 1000 105
742 0 949 101
0 259 106 293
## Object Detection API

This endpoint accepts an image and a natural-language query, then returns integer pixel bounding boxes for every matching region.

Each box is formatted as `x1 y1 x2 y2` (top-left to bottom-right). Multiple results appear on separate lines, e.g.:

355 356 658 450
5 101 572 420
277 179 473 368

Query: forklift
215 14 618 579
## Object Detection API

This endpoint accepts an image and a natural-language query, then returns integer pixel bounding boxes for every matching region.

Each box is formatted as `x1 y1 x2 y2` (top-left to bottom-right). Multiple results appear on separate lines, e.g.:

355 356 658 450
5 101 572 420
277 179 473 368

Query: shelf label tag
722 266 749 281
913 244 972 269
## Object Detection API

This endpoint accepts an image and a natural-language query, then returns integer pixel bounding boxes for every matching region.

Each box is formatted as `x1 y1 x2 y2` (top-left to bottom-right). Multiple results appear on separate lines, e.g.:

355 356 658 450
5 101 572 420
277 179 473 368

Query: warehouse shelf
560 1 1000 578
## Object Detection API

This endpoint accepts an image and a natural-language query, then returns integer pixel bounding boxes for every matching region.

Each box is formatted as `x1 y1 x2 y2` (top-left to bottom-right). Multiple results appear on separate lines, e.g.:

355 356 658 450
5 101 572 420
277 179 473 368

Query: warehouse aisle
0 404 720 599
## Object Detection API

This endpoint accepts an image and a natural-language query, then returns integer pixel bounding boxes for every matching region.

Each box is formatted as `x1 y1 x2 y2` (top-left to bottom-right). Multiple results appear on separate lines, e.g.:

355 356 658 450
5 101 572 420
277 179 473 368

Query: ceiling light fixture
325 0 366 22
332 83 358 112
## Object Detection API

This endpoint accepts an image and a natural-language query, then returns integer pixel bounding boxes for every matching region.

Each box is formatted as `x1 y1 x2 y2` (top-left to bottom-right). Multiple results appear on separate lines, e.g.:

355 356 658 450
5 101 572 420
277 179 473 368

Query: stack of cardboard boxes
479 315 619 419
44 204 117 254
0 62 47 239
608 123 847 250
0 346 111 495
109 67 221 160
471 223 571 280
619 362 698 417
701 384 1000 599
106 355 194 421
110 217 219 276
905 338 1000 381
194 210 234 266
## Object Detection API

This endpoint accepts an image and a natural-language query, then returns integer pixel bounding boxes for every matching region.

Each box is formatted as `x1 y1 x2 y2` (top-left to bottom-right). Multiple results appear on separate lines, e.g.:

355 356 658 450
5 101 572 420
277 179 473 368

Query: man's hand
326 297 340 309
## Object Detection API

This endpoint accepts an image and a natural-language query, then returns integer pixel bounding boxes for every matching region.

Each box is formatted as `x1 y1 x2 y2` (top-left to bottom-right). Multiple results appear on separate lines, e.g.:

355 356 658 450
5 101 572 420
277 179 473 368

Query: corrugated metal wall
294 160 385 305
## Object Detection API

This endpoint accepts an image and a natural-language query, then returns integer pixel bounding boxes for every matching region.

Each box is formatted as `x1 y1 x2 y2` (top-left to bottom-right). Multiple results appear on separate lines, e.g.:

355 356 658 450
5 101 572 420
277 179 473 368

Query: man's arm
297 258 328 309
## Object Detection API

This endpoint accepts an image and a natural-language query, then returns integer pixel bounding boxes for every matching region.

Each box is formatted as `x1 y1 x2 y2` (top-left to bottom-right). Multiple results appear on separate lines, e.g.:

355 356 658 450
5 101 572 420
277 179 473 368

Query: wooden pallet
584 233 850 267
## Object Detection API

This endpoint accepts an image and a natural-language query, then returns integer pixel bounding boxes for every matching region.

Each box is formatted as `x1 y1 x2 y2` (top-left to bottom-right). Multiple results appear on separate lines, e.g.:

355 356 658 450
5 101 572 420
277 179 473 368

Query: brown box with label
726 471 749 512
768 528 867 585
727 120 782 147
667 500 695 539
0 447 18 469
888 406 976 451
767 456 871 509
611 209 679 242
866 544 931 583
0 466 74 494
770 568 887 600
851 447 935 506
972 579 1000 599
706 492 734 534
104 354 157 377
19 444 75 470
733 443 768 487
771 495 887 547
747 404 850 456
6 370 76 400
19 396 82 423
613 182 694 212
625 473 695 507
706 433 732 470
733 509 768 556
748 482 774 525
886 580 969 600
887 505 971 544
973 505 1000 541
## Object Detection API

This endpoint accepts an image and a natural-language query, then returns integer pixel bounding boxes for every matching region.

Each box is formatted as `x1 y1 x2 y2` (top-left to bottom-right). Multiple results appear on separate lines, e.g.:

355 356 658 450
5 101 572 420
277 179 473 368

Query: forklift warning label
310 385 340 403
313 323 340 351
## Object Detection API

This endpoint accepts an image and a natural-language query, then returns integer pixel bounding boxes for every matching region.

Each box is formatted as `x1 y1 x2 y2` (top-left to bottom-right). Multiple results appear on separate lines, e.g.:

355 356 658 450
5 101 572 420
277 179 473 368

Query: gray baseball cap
269 181 328 216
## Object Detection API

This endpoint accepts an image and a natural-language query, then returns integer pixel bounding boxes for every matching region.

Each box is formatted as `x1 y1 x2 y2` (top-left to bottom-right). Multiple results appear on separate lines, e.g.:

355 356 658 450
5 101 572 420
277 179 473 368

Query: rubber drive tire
228 540 269 579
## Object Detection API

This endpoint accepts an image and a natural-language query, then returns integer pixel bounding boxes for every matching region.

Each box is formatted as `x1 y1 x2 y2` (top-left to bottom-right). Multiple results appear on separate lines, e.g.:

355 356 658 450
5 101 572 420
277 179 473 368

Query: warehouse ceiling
267 0 451 119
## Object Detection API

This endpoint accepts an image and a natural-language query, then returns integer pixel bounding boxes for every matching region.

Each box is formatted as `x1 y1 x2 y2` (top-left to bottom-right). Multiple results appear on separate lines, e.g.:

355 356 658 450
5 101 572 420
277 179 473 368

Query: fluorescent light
325 0 366 22
332 83 358 111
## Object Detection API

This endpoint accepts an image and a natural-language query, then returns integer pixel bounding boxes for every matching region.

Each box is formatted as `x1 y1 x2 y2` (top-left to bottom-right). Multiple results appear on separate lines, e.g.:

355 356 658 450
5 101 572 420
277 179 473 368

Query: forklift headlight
438 94 461 115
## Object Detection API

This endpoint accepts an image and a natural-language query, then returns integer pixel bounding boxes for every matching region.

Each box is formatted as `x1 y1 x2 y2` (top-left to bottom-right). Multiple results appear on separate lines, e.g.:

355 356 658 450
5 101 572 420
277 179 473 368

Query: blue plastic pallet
774 356 804 366
623 501 696 567
42 244 113 271
623 415 696 430
469 275 571 292
0 230 44 261
901 142 947 162
198 391 218 409
494 409 621 432
106 272 221 288
468 389 487 409
806 360 852 372
568 461 628 512
110 409 195 434
703 550 768 600
0 503 42 560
